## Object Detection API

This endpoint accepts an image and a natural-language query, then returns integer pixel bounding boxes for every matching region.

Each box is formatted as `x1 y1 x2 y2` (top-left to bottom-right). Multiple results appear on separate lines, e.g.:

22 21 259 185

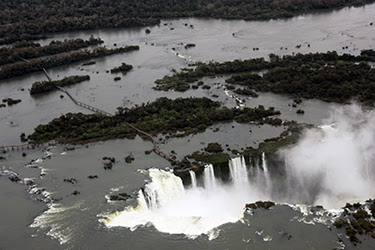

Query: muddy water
1 3 375 249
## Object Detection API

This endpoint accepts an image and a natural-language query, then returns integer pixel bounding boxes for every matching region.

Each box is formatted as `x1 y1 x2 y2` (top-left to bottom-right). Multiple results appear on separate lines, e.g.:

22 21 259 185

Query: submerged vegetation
28 97 280 144
1 0 374 44
154 50 375 105
30 75 90 95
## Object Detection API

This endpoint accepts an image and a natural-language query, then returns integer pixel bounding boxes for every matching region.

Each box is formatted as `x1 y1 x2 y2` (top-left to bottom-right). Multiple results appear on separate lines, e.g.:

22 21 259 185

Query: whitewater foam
104 167 252 238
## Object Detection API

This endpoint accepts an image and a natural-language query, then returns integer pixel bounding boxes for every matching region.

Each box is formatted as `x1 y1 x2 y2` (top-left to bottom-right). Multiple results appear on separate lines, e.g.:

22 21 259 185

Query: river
1 3 375 249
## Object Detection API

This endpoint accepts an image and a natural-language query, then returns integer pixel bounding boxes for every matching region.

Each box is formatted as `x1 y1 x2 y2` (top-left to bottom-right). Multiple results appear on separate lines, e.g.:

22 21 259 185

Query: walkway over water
2 66 179 166
55 86 113 116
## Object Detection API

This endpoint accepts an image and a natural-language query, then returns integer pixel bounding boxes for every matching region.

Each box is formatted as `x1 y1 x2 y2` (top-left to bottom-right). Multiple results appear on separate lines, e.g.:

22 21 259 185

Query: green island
0 45 139 80
175 120 306 181
30 75 90 95
1 0 374 44
0 36 103 66
154 50 375 104
110 63 133 74
27 97 280 144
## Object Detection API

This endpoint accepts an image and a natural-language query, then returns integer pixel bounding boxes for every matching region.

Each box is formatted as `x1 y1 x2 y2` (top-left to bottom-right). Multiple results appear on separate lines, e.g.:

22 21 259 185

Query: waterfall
229 156 249 187
189 170 197 189
142 169 185 210
203 164 217 189
262 152 272 191
105 168 241 238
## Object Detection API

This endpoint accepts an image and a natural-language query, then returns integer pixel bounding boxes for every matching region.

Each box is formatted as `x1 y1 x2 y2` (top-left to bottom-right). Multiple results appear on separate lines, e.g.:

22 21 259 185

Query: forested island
27 97 281 144
1 0 374 44
30 75 90 95
0 45 139 80
0 36 103 66
154 50 375 105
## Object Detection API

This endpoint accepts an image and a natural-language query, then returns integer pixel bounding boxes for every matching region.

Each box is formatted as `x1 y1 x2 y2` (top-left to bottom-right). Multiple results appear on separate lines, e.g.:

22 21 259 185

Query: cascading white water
229 156 249 188
261 152 272 192
104 168 241 238
189 170 197 189
103 105 375 238
203 164 217 189
104 156 274 237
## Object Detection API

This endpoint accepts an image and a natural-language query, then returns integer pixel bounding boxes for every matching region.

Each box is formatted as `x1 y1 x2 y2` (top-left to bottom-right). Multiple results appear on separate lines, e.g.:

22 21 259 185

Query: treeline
1 0 374 44
226 52 375 104
28 97 280 144
30 75 90 95
0 36 103 66
0 45 139 80
154 57 268 91
154 50 375 104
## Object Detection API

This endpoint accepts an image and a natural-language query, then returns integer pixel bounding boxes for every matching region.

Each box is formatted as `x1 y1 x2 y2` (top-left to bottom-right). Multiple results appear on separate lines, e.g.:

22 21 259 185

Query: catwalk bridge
1 64 179 166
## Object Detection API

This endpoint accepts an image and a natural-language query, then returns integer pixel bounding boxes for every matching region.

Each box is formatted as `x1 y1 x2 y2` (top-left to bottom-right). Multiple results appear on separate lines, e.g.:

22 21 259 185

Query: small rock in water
72 190 80 195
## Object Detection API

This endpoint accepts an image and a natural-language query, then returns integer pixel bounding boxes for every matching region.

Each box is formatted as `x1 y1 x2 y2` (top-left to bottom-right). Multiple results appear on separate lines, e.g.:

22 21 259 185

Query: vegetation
1 0 374 44
2 98 21 106
82 61 96 66
154 50 375 105
185 43 196 49
233 88 259 97
30 75 90 95
333 199 375 245
0 36 103 66
175 120 306 180
296 109 305 114
244 121 308 160
205 142 223 153
0 45 139 80
110 63 133 74
64 178 77 184
28 97 280 144
125 155 135 163
20 133 28 142
104 162 113 170
109 193 131 201
190 151 231 166
103 156 116 163
245 201 275 210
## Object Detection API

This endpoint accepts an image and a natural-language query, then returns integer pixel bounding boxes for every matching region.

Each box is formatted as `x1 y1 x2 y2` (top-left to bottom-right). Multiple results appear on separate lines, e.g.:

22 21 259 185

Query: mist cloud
282 104 375 208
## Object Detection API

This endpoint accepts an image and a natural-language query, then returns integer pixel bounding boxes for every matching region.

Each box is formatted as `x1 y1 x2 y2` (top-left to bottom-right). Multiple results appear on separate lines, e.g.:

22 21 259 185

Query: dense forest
1 0 374 44
28 97 280 144
154 50 375 105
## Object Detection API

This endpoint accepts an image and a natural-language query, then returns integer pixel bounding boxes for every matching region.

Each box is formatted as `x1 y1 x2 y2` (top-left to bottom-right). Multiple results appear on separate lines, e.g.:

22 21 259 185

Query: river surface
1 3 375 249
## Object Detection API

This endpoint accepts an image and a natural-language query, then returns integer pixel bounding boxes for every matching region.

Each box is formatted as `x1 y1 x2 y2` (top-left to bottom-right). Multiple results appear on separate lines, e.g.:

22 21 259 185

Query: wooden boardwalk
0 143 44 152
55 86 113 116
2 65 179 166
